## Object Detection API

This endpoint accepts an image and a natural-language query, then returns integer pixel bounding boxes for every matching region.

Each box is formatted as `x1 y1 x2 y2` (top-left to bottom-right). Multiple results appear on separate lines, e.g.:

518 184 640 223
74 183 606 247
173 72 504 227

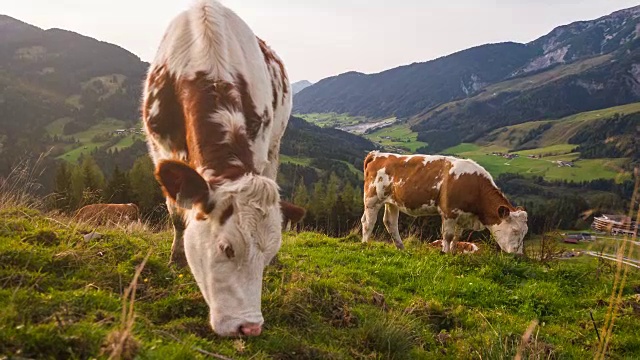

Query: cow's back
143 0 290 180
364 152 448 214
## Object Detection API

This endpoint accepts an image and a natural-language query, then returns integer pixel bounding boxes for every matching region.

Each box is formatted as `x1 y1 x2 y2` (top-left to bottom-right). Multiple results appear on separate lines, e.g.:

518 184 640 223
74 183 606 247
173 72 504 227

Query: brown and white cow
74 203 139 225
280 201 306 231
429 240 480 253
142 0 293 337
361 151 528 254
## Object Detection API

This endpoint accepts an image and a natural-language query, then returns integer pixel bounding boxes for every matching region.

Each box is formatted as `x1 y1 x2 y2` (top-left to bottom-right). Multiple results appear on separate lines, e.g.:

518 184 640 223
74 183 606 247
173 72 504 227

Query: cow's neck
478 182 513 226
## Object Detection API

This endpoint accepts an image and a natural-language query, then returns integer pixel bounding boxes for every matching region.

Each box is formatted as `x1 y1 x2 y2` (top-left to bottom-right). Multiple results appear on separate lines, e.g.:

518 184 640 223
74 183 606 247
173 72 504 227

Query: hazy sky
4 1 639 83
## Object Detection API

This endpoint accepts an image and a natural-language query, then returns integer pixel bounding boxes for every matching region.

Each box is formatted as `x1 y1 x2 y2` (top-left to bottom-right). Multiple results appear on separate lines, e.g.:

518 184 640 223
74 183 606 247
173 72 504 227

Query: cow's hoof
169 253 188 268
395 244 405 250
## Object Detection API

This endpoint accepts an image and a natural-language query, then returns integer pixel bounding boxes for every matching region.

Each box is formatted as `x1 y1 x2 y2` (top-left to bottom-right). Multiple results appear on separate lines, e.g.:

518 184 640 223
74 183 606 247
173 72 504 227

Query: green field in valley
1 207 639 359
364 123 427 153
443 143 631 182
479 102 640 149
49 119 137 162
296 113 369 128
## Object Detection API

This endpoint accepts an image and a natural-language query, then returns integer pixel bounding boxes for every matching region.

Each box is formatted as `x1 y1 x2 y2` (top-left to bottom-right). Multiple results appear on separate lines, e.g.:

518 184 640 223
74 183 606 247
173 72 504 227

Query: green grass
512 144 577 157
479 102 640 149
59 143 108 163
1 208 640 359
365 123 427 153
57 119 129 162
445 143 630 182
44 118 74 137
109 134 144 151
280 155 313 167
296 112 369 128
69 119 126 144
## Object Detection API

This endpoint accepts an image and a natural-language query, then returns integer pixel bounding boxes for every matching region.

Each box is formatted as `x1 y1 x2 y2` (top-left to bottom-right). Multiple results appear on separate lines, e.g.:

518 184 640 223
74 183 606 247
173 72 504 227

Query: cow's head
489 206 528 254
156 160 282 337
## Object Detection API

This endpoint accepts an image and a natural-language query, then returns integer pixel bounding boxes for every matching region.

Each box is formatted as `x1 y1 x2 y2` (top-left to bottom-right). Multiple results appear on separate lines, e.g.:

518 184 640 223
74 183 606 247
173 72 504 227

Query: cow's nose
239 323 262 336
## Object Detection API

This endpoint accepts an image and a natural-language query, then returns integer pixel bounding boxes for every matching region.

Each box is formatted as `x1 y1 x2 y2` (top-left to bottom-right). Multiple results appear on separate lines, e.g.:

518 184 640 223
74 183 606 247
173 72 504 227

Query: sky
4 0 639 83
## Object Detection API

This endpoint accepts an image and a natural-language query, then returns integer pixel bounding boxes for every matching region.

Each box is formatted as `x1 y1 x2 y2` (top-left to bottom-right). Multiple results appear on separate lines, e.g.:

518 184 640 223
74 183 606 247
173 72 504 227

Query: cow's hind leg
383 204 404 250
361 198 382 244
167 200 188 268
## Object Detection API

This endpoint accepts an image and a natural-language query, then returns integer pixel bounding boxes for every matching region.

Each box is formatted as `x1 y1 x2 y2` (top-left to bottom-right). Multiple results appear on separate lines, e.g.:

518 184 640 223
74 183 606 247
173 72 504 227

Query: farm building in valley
592 214 639 236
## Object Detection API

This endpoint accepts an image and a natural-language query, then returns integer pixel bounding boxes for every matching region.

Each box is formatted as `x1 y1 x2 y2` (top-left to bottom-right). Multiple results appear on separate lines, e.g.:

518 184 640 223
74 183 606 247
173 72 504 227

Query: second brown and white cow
142 0 295 338
280 201 306 231
74 203 140 225
361 151 528 254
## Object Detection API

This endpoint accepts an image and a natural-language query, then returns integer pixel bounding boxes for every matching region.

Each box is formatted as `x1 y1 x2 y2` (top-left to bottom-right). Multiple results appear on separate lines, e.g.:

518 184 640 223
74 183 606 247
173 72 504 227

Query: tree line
44 151 637 242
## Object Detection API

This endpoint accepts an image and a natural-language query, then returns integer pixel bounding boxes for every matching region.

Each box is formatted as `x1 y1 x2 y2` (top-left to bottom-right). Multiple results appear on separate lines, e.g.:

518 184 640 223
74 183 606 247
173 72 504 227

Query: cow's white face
489 206 528 254
156 160 282 337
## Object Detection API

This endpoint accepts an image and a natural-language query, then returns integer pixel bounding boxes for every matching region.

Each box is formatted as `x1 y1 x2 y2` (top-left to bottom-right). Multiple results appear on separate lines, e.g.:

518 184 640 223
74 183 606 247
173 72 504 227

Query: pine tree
310 180 326 229
105 165 133 203
52 161 73 212
80 156 105 204
130 156 164 215
292 178 309 208
324 173 340 232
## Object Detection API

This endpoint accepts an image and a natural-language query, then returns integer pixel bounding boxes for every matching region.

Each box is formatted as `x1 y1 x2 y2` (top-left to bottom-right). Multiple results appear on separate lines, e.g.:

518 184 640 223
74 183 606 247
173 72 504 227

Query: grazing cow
429 240 480 253
280 201 306 231
74 203 140 225
361 151 528 254
142 0 292 337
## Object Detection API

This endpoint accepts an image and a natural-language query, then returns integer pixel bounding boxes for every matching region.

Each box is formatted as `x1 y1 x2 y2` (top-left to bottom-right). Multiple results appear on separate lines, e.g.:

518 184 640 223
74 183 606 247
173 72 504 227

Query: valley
297 100 640 183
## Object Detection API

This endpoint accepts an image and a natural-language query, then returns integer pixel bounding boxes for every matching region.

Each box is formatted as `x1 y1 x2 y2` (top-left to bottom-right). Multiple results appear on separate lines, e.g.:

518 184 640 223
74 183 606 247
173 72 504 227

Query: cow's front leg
383 204 404 250
167 200 188 268
441 218 457 254
361 198 382 244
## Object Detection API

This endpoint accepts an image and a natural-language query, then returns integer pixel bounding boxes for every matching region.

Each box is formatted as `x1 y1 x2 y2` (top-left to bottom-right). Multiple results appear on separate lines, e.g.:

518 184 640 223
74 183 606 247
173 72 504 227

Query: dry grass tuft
100 249 152 360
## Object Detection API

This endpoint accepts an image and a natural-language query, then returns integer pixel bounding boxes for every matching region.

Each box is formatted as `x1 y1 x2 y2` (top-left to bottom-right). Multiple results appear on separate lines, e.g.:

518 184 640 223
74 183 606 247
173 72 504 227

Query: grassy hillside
2 207 640 359
443 143 630 182
478 102 640 150
411 43 640 152
364 123 427 153
296 113 369 128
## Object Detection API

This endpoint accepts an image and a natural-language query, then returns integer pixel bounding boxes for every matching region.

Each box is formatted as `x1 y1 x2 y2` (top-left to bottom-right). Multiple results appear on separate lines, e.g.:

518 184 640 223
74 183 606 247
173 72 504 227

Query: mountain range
291 80 313 95
1 6 639 180
293 5 640 151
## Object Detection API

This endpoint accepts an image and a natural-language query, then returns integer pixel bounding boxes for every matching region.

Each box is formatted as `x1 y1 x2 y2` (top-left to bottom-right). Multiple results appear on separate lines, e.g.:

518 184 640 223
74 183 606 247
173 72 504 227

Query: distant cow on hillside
280 201 306 231
74 203 140 225
361 151 528 254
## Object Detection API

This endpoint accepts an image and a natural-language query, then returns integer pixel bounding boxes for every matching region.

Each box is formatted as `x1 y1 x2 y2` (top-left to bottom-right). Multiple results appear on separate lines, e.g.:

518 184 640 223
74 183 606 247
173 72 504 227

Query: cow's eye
218 242 235 259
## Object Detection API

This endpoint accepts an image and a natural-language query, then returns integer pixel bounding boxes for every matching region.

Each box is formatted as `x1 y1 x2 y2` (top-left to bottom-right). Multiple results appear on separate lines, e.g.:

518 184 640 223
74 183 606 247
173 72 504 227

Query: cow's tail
363 151 378 173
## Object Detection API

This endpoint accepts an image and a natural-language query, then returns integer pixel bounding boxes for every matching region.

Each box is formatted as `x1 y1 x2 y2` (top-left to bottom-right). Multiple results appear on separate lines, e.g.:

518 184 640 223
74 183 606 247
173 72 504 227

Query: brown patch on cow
219 204 234 225
280 201 306 223
196 212 208 221
430 240 479 253
235 73 263 141
257 36 288 106
143 65 188 155
178 71 256 179
262 108 271 129
363 152 377 172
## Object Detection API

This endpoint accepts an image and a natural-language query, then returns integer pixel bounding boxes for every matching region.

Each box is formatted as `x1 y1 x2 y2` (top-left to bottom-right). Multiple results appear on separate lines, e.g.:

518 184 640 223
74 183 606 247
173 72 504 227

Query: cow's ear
498 205 511 220
156 160 211 210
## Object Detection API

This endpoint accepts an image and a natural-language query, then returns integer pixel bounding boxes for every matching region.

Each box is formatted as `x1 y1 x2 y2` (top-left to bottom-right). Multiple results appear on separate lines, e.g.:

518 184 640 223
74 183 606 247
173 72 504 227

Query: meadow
1 206 639 359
